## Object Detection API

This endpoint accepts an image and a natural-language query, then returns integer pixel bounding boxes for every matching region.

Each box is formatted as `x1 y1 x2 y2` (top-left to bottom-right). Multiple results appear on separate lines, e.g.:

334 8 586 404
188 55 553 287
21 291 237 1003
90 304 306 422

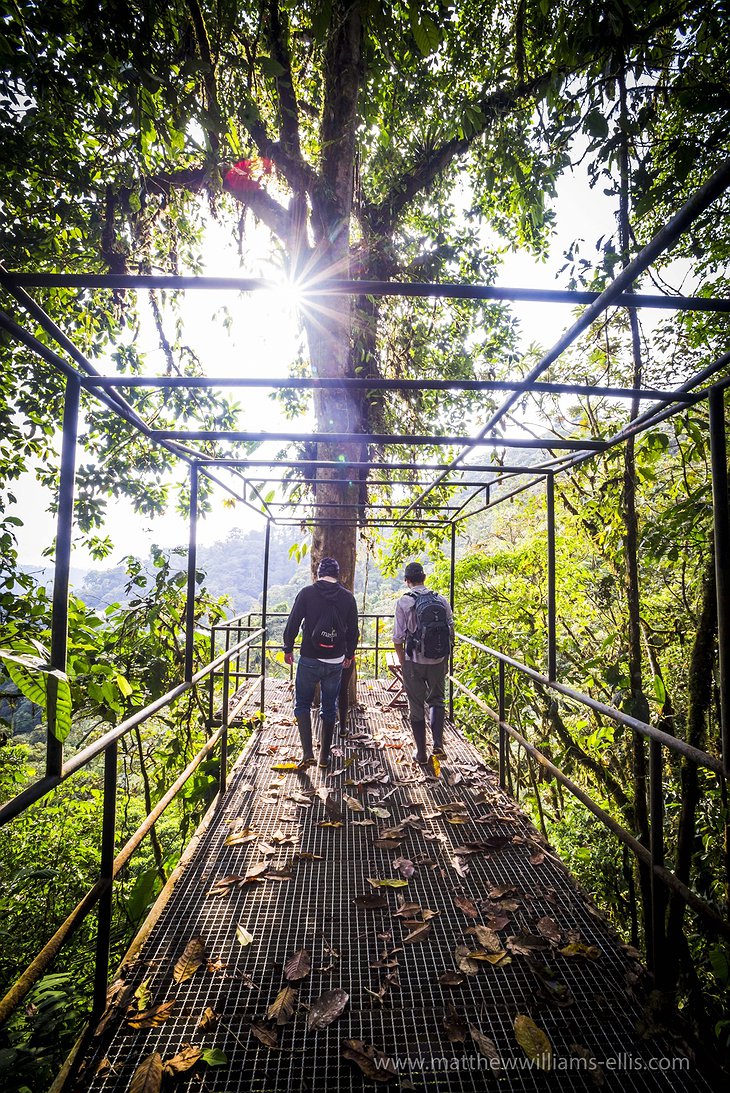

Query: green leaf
584 110 609 139
409 5 442 55
116 673 133 698
653 676 666 705
258 55 285 77
0 650 72 742
200 1047 227 1066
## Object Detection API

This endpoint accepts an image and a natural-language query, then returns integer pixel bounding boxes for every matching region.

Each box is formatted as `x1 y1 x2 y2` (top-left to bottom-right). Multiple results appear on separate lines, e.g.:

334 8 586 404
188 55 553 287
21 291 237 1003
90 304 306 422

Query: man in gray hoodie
283 557 359 768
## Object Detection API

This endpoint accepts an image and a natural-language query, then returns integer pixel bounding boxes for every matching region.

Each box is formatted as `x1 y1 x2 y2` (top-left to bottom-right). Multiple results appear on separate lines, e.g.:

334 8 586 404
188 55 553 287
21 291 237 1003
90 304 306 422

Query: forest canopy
1 0 730 1087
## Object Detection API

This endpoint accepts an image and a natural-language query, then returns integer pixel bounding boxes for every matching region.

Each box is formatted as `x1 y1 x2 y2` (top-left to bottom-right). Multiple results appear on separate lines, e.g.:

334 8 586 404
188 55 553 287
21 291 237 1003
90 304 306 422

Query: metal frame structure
0 160 729 1040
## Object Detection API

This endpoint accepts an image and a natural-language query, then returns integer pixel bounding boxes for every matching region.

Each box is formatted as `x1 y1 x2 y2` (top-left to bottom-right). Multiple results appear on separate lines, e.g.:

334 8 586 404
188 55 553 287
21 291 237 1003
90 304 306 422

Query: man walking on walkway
283 557 359 769
393 561 454 765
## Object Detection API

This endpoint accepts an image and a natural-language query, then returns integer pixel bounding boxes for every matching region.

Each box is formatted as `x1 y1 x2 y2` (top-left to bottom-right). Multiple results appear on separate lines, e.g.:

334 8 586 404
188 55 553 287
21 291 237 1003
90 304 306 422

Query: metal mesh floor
72 682 709 1092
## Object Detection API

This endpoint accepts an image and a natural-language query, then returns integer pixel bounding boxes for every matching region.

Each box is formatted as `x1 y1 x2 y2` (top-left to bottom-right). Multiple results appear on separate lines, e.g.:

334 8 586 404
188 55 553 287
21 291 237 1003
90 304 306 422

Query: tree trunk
618 69 653 956
664 560 717 986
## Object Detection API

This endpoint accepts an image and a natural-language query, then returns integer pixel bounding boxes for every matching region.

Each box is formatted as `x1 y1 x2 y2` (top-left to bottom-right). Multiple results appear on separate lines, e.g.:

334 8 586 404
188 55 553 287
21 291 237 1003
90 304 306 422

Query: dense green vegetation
1 0 729 1087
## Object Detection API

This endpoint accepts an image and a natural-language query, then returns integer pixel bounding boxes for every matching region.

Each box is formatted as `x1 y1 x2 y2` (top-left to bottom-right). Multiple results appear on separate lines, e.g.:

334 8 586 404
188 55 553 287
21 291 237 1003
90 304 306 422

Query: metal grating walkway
72 682 708 1092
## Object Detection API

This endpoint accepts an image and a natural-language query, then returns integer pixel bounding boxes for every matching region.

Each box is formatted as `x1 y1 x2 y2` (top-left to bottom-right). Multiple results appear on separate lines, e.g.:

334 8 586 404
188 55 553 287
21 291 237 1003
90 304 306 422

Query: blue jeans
294 657 343 722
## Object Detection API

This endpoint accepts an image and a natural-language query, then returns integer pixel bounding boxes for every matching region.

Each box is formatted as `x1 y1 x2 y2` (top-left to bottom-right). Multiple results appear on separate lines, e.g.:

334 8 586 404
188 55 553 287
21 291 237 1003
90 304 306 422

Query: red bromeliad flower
225 157 274 193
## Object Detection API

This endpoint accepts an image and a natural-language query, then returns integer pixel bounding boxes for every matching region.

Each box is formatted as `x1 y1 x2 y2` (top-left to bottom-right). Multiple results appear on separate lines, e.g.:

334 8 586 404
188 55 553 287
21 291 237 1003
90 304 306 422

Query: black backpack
310 601 346 654
405 590 452 659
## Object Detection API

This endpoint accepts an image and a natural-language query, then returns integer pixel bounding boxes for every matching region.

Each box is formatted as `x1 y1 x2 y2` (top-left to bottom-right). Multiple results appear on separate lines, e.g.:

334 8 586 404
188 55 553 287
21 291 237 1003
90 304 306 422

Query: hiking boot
296 713 315 769
430 706 446 758
319 719 336 767
410 718 428 765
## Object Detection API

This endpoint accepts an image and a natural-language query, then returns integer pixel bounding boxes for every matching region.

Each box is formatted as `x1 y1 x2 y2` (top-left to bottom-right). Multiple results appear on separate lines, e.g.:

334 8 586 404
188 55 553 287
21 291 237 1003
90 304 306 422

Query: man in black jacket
283 557 359 769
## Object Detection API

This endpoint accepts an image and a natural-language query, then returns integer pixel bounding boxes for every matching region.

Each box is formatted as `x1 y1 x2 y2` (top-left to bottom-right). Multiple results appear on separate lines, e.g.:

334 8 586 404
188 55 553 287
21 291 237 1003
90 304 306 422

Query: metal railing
209 610 399 692
0 628 264 1027
450 635 730 968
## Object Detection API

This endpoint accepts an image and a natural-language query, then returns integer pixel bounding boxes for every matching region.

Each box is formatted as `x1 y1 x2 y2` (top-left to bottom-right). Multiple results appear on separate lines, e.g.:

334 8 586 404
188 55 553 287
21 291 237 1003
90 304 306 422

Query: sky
13 164 620 571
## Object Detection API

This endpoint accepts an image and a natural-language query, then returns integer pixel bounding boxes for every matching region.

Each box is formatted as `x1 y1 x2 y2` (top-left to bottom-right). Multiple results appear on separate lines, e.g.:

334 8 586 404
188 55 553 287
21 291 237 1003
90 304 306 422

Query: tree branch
267 0 302 161
186 0 221 155
364 72 555 236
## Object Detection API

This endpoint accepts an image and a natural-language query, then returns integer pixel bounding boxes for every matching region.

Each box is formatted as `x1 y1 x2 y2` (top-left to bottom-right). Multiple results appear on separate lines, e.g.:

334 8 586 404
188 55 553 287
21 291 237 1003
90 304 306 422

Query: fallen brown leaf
341 1039 397 1083
307 988 349 1030
173 937 205 983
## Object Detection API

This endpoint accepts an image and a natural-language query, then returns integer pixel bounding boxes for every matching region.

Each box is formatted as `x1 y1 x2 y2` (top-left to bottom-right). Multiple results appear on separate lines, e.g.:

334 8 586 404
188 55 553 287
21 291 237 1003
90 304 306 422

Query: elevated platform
71 682 707 1091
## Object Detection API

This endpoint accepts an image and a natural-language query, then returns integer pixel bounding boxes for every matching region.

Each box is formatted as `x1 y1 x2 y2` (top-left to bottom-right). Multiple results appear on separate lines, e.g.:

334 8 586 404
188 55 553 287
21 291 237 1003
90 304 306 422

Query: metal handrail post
498 659 507 791
184 462 199 682
546 472 557 682
220 660 230 796
261 519 271 708
649 739 666 979
207 624 216 729
47 374 80 776
710 386 730 775
92 740 117 1016
449 522 456 719
374 616 380 679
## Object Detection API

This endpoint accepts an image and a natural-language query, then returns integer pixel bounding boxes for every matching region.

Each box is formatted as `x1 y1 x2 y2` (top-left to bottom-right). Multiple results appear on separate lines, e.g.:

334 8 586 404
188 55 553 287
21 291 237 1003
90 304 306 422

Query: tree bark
664 560 717 986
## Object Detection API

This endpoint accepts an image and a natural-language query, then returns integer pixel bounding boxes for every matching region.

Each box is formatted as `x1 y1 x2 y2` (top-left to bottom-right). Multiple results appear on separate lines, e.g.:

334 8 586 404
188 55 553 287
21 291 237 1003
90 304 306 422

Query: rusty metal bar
398 157 730 522
8 270 730 313
0 727 223 1026
450 675 730 943
46 374 80 776
80 374 694 400
457 634 724 774
92 741 117 1016
152 427 609 449
710 386 730 774
185 462 199 682
546 472 557 682
0 632 264 827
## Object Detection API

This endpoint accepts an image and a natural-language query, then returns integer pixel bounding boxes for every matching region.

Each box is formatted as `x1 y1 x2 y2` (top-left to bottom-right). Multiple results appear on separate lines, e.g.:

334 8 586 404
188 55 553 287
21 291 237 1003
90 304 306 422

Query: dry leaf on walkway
373 838 401 849
466 950 510 965
402 922 432 944
318 821 344 828
250 1020 279 1049
453 893 479 918
197 1006 218 1032
267 986 298 1025
465 925 502 952
162 1045 201 1076
536 916 561 943
367 877 408 889
370 807 391 818
352 819 376 826
443 1002 468 1042
393 900 421 917
293 852 324 861
127 999 176 1029
514 1014 553 1070
244 862 269 882
173 936 205 983
454 945 481 976
236 924 254 947
353 893 388 910
483 913 510 930
343 794 365 812
283 948 311 981
507 932 550 955
341 1039 397 1083
225 829 259 846
206 875 246 897
438 970 465 987
129 1051 163 1093
392 857 415 878
560 942 601 960
307 988 349 1030
470 1026 502 1070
